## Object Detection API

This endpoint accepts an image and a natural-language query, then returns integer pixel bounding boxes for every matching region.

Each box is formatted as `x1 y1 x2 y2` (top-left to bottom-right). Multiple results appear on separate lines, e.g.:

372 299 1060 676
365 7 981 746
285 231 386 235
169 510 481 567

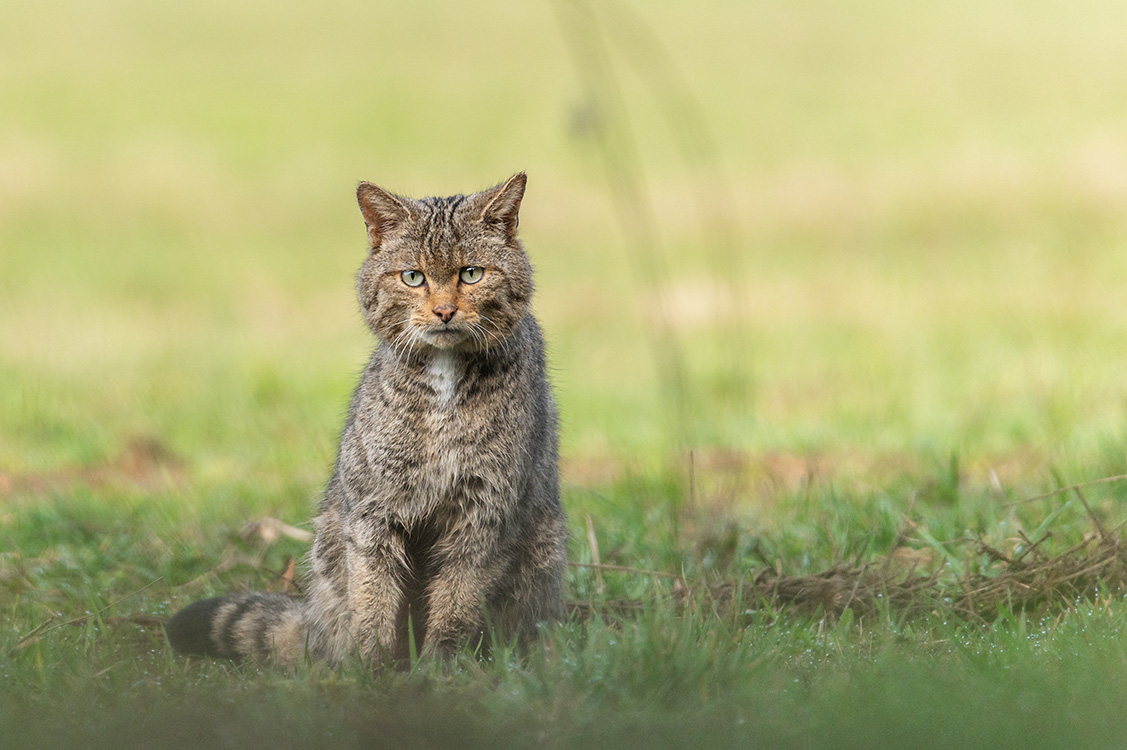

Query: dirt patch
0 435 184 499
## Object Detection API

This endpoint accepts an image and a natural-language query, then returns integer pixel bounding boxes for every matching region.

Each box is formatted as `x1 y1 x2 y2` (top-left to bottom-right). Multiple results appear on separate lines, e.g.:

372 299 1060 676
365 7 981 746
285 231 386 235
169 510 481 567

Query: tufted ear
476 172 526 239
356 182 414 250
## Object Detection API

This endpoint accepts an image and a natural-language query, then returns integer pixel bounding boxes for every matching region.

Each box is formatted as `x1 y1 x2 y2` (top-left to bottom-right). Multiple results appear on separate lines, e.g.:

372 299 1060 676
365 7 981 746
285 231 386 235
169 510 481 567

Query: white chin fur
422 329 464 349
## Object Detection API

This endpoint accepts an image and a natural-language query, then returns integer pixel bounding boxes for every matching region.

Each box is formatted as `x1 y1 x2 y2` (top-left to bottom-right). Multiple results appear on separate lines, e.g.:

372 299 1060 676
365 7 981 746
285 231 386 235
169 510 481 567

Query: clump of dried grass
571 527 1127 625
741 530 1127 621
954 532 1127 619
572 476 1127 625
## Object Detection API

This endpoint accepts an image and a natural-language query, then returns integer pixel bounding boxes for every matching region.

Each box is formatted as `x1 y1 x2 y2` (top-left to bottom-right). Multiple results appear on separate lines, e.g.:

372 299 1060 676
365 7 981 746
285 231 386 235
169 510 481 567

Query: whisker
390 318 418 360
466 322 487 353
382 312 417 361
479 316 507 350
462 319 485 351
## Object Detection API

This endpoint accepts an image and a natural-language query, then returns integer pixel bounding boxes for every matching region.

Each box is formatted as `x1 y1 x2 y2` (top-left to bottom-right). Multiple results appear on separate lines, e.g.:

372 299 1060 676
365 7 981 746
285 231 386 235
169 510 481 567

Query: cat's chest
425 351 460 409
367 349 513 453
349 349 525 516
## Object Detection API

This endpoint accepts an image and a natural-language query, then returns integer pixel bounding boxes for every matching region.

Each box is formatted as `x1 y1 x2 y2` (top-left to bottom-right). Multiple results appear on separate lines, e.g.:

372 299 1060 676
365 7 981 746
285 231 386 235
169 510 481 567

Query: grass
8 473 1127 748
4 0 1127 746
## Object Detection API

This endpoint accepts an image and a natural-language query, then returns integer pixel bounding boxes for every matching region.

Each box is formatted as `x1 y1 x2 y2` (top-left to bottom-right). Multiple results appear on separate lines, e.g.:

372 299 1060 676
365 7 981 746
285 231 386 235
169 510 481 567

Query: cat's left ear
476 172 526 239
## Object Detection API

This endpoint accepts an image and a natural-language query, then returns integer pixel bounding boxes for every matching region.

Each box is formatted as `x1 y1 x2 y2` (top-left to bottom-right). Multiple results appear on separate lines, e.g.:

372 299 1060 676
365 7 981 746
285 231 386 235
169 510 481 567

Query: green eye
459 266 484 285
401 270 425 287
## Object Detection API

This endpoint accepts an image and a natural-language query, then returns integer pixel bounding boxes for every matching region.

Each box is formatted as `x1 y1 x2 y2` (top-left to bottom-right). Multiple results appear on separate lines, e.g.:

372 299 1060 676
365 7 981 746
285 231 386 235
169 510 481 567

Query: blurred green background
5 2 1127 746
3 0 1126 499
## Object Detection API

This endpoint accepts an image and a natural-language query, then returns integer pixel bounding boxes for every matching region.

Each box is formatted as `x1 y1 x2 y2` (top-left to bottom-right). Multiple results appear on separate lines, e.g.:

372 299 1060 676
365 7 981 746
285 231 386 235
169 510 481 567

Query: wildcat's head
354 173 534 355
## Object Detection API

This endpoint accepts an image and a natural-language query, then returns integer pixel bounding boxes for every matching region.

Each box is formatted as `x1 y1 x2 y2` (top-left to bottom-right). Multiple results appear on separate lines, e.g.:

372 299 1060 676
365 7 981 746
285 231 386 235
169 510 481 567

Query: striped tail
165 593 309 663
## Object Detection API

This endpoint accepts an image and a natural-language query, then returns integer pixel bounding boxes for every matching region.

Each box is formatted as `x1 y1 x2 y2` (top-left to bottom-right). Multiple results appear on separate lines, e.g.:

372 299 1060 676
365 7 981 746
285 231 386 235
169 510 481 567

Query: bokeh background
3 0 1126 507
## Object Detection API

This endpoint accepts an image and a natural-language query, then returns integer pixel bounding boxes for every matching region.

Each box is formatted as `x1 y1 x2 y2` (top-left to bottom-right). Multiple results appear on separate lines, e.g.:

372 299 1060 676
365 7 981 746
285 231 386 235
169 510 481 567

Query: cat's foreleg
421 520 507 657
344 523 410 664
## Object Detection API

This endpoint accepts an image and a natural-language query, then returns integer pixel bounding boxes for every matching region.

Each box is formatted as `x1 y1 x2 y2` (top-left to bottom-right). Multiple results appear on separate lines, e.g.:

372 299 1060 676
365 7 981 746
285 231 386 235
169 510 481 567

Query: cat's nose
433 304 457 323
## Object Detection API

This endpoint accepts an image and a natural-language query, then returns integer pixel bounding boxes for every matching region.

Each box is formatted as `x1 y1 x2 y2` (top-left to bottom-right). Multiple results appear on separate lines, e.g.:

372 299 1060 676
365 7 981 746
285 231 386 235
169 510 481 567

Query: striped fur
166 174 568 666
165 594 308 662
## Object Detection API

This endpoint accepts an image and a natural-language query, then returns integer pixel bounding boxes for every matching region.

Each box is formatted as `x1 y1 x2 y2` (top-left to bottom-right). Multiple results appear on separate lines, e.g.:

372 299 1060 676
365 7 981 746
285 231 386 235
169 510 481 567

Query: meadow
4 0 1127 746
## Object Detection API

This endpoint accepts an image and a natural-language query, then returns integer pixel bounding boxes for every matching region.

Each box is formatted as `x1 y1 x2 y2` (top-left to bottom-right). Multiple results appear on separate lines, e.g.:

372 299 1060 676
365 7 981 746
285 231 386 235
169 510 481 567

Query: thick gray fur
166 174 568 665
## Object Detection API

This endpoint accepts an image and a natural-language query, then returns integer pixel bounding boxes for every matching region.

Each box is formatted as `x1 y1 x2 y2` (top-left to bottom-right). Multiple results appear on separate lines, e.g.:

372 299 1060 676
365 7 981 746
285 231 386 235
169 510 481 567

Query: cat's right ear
357 182 413 250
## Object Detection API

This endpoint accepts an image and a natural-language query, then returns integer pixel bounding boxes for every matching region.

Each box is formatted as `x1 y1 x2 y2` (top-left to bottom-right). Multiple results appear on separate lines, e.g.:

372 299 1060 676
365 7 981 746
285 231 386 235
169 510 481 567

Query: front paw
423 624 487 659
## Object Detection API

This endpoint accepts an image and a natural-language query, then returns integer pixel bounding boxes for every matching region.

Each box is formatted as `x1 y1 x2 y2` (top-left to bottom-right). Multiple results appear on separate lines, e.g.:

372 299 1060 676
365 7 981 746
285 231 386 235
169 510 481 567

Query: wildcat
165 173 568 665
